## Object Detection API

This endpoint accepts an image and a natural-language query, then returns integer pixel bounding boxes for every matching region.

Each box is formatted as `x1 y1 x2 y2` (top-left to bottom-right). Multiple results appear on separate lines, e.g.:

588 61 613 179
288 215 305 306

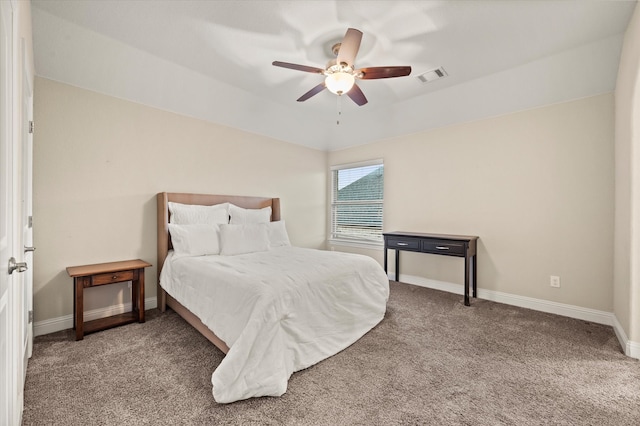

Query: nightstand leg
75 278 84 340
137 268 145 323
72 278 76 330
131 279 137 313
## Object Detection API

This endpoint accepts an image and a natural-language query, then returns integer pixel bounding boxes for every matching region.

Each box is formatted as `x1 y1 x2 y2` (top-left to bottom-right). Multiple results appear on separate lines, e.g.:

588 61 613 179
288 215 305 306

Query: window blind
331 161 384 243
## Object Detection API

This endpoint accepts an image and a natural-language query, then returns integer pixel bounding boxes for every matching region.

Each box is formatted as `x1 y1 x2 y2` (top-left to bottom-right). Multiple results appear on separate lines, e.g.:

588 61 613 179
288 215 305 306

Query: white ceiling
31 0 637 151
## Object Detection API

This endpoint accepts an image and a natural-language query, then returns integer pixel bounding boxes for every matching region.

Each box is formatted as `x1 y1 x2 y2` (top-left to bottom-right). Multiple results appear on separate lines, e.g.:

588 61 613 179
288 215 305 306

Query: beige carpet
22 281 640 425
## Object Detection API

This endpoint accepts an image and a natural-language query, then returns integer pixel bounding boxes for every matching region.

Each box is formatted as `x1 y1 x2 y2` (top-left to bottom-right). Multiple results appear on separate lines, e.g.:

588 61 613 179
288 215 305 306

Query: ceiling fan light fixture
325 72 355 95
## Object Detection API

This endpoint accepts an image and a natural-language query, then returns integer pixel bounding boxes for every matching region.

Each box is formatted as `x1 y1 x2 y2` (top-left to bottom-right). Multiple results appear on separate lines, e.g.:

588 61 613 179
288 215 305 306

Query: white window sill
328 238 384 250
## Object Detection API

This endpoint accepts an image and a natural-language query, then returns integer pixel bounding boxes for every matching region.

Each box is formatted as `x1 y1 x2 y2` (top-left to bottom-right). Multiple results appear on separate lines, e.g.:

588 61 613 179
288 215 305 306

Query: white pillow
229 204 272 225
169 202 229 225
267 220 291 248
168 224 221 256
219 223 269 256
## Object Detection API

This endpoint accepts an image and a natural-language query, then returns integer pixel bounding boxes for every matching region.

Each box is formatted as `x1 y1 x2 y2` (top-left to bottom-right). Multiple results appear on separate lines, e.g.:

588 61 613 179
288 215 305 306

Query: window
330 160 384 245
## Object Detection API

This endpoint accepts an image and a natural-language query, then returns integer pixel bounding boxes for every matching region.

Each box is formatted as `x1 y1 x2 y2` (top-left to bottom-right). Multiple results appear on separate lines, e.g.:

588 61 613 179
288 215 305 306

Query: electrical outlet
550 275 560 288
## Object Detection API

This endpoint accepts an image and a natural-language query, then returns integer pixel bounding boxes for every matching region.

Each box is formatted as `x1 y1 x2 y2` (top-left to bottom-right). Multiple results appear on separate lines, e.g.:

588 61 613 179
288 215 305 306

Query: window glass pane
337 165 383 195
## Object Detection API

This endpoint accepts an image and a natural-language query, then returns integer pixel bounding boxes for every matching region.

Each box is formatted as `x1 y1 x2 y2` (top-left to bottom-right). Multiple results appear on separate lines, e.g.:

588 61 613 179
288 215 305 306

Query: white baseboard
629 340 640 359
611 314 640 359
36 278 640 361
391 273 639 360
34 296 158 337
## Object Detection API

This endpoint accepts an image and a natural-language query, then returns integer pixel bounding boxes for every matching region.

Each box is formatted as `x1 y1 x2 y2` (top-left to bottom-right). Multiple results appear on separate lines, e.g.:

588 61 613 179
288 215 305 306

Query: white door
0 1 15 424
21 48 33 373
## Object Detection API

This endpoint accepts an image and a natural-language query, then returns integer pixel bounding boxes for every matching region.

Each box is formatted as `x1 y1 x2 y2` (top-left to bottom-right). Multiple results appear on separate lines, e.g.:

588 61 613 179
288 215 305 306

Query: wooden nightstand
67 259 152 340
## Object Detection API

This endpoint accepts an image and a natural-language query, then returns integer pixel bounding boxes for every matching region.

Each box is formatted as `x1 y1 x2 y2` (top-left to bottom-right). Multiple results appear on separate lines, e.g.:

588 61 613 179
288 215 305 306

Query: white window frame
329 159 384 248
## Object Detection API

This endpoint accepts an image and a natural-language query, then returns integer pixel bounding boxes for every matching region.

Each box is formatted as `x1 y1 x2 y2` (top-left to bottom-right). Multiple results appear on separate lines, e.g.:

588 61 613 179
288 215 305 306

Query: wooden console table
67 259 152 340
383 232 478 306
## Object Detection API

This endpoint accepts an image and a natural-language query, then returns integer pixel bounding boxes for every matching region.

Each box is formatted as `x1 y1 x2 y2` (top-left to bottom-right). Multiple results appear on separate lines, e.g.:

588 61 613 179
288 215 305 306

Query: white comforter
159 246 389 403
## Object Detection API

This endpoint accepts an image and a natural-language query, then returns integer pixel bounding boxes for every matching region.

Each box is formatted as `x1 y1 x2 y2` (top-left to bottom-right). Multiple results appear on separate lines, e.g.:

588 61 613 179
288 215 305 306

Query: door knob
24 246 36 253
8 257 28 275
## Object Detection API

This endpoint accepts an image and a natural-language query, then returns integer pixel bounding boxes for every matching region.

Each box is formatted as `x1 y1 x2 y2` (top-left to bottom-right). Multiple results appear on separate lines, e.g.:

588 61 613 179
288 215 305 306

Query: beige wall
32 78 620 325
615 3 640 346
329 94 615 311
33 77 327 323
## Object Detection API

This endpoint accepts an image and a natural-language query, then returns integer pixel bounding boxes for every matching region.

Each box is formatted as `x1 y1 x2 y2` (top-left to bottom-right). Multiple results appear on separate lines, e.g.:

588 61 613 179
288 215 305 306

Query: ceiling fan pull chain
337 94 342 125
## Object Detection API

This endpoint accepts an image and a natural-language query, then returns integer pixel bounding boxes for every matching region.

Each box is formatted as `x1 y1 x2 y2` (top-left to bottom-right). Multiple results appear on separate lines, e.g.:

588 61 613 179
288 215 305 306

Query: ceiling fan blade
297 82 326 102
346 83 368 106
357 66 412 79
272 61 325 74
337 28 362 68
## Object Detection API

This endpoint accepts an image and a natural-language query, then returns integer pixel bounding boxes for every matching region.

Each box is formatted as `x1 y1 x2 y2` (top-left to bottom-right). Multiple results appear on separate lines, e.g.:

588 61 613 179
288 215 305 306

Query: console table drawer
91 270 135 286
421 240 465 256
386 238 421 251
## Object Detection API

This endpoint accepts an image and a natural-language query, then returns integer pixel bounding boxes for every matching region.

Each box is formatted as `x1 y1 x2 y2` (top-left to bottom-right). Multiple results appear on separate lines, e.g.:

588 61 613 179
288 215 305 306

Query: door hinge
28 121 34 134
28 215 33 228
28 310 33 324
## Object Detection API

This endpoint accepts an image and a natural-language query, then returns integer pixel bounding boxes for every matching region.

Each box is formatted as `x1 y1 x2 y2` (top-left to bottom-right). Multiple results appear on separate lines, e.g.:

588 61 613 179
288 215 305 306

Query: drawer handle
112 275 118 279
435 246 450 250
397 242 409 246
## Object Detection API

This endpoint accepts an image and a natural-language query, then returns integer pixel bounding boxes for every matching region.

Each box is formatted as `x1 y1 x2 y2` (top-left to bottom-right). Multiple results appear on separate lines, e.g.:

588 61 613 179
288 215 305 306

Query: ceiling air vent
417 67 448 84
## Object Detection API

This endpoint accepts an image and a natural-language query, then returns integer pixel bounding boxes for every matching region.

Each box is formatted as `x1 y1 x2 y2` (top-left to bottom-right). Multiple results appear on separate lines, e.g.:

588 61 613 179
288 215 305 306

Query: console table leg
383 247 388 274
464 256 470 307
472 255 477 298
394 249 400 282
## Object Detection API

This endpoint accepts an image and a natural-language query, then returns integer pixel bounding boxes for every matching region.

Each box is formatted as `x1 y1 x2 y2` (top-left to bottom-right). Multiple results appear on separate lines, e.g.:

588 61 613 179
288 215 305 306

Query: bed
157 192 390 403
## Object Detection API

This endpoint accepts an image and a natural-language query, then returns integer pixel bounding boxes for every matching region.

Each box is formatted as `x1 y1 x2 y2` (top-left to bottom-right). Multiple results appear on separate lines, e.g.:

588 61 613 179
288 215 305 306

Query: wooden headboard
156 192 281 310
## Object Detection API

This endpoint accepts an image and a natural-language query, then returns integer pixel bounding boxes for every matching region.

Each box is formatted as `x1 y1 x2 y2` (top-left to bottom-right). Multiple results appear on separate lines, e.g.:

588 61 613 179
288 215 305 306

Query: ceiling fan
273 28 411 106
